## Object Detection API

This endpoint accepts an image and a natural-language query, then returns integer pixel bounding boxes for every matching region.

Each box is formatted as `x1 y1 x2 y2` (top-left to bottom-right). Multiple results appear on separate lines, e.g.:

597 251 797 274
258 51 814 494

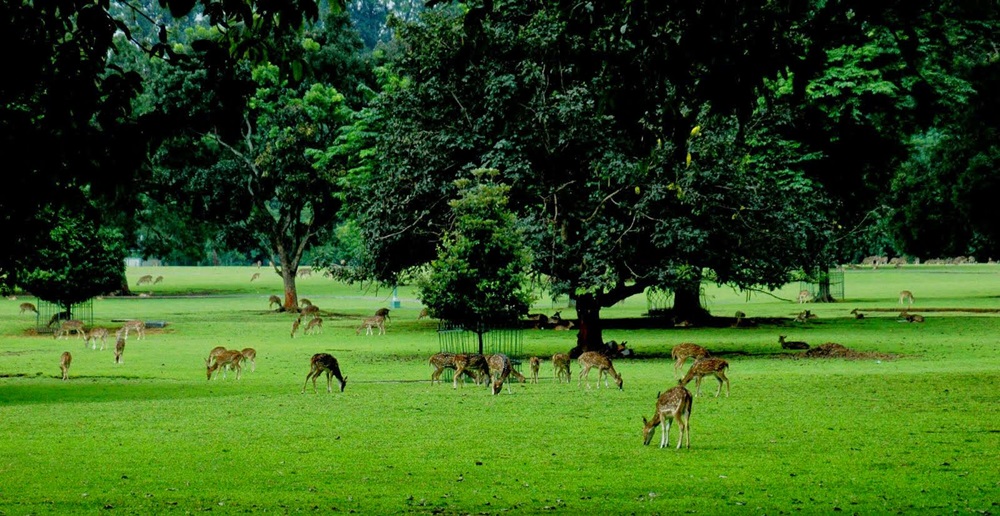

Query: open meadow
1 265 998 514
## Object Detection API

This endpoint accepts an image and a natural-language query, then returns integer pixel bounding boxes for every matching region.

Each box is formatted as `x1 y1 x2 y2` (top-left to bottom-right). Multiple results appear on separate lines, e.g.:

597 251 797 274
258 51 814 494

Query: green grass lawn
1 265 998 514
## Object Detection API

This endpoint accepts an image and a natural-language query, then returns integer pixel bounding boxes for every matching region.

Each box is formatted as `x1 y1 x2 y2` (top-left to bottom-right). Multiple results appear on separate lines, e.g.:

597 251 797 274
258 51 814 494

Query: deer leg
661 419 672 449
695 376 703 397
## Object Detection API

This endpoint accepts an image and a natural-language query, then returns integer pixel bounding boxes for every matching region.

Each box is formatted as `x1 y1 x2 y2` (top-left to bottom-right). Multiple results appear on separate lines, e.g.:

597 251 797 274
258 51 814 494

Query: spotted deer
417 308 429 320
207 346 227 365
290 317 302 338
269 295 282 310
136 275 153 285
122 320 145 340
299 298 313 308
552 353 571 383
670 343 711 379
374 308 391 321
487 353 514 395
899 290 915 308
250 272 261 282
577 351 623 390
429 352 457 384
60 351 72 381
779 335 810 350
452 353 490 388
114 336 126 364
241 348 257 372
356 315 385 335
529 356 541 383
153 275 164 285
87 327 110 350
680 358 730 397
304 317 323 335
642 385 693 449
797 289 812 303
54 320 86 340
19 302 37 314
206 349 242 380
302 353 347 393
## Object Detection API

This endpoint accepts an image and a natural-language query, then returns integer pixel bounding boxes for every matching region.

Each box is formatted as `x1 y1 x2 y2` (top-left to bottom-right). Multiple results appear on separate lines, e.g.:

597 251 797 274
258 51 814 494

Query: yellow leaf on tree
686 152 692 167
690 125 701 137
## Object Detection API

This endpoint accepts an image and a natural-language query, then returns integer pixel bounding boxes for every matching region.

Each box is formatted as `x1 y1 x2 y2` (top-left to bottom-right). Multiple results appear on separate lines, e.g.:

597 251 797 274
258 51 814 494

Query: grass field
1 265 998 514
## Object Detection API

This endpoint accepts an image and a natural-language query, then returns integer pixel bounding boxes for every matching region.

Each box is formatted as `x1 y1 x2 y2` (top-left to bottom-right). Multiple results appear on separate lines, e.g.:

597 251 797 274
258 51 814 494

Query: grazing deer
302 353 347 393
207 346 228 365
529 356 541 383
356 315 386 335
250 272 261 282
114 336 126 364
642 385 693 449
577 351 623 390
374 308 391 321
300 304 320 318
290 317 302 338
680 358 730 397
299 298 313 308
136 275 153 285
487 353 514 395
429 352 457 384
899 290 915 307
241 348 257 372
298 268 312 278
671 343 711 379
87 327 110 350
60 351 72 381
304 317 323 335
122 320 145 340
417 308 429 320
54 320 86 340
851 308 865 319
452 353 490 388
47 310 71 327
206 349 243 380
552 353 571 383
797 289 812 303
19 302 37 314
153 275 164 285
779 335 810 350
269 295 282 310
733 310 746 327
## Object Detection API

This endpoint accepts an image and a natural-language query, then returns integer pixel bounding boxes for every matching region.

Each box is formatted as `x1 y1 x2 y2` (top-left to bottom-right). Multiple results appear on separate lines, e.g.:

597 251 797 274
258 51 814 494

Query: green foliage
18 209 127 310
418 170 532 325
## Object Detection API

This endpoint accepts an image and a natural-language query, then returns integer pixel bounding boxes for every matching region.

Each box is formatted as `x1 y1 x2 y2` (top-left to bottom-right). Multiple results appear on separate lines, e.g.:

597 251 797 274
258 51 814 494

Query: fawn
552 353 571 383
19 302 37 314
899 290 915 307
269 295 282 310
642 385 693 449
60 351 72 381
779 335 810 350
87 327 110 350
577 351 623 390
304 317 323 335
356 315 385 335
487 353 514 395
680 358 730 397
290 317 302 338
302 353 347 393
241 348 257 372
529 356 541 383
206 350 242 380
670 343 711 379
114 336 126 364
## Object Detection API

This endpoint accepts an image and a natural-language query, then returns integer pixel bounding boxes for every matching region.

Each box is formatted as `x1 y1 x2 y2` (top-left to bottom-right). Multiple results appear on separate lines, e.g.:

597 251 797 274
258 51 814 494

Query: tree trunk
812 273 836 303
671 275 711 323
281 268 299 312
569 293 604 358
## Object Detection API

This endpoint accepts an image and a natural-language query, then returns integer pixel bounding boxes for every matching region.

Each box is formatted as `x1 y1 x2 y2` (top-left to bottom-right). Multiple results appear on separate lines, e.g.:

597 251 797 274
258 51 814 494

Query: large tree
346 1 829 353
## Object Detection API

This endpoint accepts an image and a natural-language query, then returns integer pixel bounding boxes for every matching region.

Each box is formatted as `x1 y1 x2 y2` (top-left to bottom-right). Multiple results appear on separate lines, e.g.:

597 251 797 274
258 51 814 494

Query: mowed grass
0 266 998 514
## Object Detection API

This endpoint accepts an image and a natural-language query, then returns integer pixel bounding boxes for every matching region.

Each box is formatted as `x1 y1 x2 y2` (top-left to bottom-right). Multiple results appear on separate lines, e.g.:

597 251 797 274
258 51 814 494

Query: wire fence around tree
436 322 523 381
34 298 94 334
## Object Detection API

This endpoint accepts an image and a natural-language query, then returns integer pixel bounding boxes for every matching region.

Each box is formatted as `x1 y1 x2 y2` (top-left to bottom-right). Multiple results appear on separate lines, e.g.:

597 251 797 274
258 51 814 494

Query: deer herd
27 286 921 451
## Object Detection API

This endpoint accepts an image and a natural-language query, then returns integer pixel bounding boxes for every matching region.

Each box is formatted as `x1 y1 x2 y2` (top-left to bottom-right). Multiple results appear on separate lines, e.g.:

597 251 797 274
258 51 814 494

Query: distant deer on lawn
302 353 347 393
680 358 730 397
529 356 541 383
670 343 711 379
60 351 72 381
19 302 37 314
552 353 571 383
577 351 623 390
899 290 915 308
